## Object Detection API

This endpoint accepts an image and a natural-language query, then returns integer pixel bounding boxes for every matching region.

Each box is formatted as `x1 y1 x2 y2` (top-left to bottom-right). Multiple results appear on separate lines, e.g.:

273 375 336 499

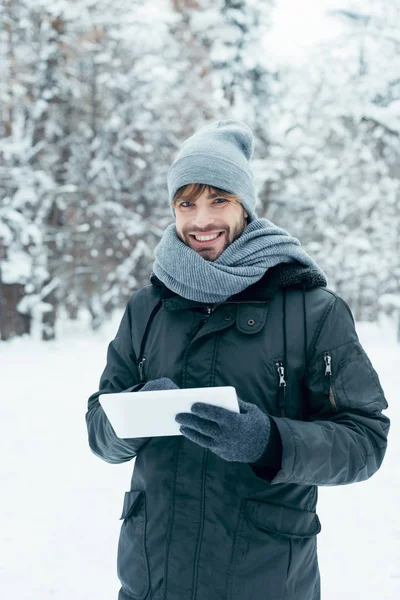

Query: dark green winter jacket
86 263 390 600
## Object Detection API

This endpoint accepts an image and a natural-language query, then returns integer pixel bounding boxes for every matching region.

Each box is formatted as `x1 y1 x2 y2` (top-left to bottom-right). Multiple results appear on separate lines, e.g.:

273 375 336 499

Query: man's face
174 187 248 261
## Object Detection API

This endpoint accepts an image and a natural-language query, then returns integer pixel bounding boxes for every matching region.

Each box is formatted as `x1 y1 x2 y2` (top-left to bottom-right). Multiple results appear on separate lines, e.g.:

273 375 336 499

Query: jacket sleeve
249 418 283 478
268 294 390 486
85 299 150 464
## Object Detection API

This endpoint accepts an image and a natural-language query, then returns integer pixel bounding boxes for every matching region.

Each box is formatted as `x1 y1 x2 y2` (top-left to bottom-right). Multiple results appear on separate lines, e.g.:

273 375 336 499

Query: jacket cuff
249 417 283 469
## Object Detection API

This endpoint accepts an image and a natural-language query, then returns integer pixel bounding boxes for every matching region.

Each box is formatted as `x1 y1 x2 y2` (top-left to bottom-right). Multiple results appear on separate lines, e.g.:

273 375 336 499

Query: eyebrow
175 191 229 202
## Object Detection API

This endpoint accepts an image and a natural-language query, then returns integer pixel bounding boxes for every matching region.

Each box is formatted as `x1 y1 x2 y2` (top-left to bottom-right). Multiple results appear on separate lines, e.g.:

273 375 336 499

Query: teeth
194 233 220 241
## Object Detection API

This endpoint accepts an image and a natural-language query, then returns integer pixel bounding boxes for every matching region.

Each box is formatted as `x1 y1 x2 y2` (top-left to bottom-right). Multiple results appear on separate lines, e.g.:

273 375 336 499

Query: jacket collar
149 262 326 309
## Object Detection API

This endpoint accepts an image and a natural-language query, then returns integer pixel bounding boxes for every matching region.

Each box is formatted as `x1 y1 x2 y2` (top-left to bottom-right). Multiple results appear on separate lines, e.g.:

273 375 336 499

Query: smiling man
86 120 390 600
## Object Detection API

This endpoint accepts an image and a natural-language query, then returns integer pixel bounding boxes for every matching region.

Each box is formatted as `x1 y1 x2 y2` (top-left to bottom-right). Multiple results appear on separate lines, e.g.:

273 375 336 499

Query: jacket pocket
333 352 387 412
226 500 321 600
117 490 150 600
306 341 387 419
323 342 388 413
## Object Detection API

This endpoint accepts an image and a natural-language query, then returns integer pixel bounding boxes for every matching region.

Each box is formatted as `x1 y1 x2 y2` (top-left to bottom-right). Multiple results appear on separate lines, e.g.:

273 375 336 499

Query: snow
0 312 398 599
262 0 352 67
1 248 32 284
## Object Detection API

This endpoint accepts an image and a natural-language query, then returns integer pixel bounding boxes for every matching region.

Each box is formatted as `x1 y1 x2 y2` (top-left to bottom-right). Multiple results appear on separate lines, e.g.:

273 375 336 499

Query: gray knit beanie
167 120 258 222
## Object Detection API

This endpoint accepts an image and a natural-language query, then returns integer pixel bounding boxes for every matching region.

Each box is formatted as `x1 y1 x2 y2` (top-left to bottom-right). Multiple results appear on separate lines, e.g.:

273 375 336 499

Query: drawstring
283 288 287 375
279 284 307 417
279 288 287 418
302 282 307 368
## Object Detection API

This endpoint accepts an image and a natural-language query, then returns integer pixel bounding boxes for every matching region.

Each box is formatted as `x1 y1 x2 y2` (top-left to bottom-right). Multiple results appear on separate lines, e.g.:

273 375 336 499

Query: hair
172 183 242 206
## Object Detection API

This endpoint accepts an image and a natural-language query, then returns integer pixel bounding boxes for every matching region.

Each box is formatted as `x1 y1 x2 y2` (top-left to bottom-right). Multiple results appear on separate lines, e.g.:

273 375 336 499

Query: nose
191 205 219 231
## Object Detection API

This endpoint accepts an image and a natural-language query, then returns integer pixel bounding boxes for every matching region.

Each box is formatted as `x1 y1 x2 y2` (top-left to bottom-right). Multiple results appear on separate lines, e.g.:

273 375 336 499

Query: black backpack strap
136 298 163 383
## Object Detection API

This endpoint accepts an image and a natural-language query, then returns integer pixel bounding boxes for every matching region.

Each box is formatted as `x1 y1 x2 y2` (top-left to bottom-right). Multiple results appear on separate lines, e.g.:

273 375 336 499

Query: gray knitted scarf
153 218 326 303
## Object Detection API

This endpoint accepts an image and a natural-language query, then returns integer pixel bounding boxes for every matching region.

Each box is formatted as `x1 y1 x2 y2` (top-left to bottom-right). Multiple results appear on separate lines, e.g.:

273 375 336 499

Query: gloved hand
139 377 179 392
119 378 179 447
175 397 271 463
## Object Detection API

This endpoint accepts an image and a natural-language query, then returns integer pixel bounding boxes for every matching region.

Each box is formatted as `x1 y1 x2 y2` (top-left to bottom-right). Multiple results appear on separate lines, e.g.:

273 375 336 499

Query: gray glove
175 398 271 463
139 377 179 392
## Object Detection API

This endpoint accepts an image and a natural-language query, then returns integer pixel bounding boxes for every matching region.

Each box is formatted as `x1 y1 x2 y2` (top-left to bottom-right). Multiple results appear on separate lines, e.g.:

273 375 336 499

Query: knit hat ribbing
167 120 258 222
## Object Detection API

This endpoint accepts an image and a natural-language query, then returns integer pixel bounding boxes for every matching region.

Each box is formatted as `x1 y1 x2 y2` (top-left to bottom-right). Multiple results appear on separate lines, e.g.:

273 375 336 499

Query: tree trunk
41 285 58 341
0 282 31 340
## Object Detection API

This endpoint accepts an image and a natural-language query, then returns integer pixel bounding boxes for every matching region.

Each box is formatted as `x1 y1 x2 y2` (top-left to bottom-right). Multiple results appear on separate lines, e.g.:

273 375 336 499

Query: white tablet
99 386 239 439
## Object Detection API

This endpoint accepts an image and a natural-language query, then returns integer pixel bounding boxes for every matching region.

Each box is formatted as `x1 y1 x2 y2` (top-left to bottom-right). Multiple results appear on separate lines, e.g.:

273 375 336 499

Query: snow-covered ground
1 311 398 599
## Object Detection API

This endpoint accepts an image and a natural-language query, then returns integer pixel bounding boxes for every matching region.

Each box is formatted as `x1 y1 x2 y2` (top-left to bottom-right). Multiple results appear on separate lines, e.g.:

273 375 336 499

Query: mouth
189 231 225 248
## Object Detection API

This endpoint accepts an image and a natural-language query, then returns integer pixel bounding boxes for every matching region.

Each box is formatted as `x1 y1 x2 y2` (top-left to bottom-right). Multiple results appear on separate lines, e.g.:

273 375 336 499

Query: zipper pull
276 362 286 387
323 352 332 394
201 306 213 323
324 353 332 376
276 362 286 417
138 356 146 382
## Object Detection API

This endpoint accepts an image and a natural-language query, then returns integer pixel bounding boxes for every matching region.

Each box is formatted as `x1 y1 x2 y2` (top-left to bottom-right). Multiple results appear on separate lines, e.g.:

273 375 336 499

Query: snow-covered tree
2 0 397 341
0 0 225 339
260 1 400 325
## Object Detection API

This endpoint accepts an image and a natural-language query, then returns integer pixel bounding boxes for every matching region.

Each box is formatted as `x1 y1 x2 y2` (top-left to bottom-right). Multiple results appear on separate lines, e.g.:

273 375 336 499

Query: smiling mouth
189 232 225 246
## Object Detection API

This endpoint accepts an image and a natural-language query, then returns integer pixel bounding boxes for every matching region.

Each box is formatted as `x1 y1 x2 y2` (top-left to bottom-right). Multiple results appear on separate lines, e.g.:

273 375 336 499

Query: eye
179 197 228 208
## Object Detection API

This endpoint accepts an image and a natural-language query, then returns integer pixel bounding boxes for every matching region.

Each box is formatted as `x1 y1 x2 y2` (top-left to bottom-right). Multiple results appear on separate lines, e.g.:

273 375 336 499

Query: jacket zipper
275 361 286 417
324 352 337 412
204 306 214 320
194 306 216 335
181 306 220 388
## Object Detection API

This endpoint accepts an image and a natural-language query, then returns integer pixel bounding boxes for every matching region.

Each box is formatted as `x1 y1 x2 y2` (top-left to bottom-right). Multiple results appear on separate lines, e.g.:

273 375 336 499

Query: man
86 120 390 600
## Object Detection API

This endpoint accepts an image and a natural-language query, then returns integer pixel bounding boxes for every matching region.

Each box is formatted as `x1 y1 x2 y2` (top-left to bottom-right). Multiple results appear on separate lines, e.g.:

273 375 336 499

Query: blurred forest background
1 0 399 341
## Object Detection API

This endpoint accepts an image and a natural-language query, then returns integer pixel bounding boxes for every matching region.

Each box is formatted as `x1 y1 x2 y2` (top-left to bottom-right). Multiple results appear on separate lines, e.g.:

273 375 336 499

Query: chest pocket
236 303 268 334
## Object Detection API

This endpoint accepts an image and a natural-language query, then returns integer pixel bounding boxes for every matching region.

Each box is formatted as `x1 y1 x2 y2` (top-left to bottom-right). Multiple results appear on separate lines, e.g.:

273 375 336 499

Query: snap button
247 319 255 326
225 315 232 321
